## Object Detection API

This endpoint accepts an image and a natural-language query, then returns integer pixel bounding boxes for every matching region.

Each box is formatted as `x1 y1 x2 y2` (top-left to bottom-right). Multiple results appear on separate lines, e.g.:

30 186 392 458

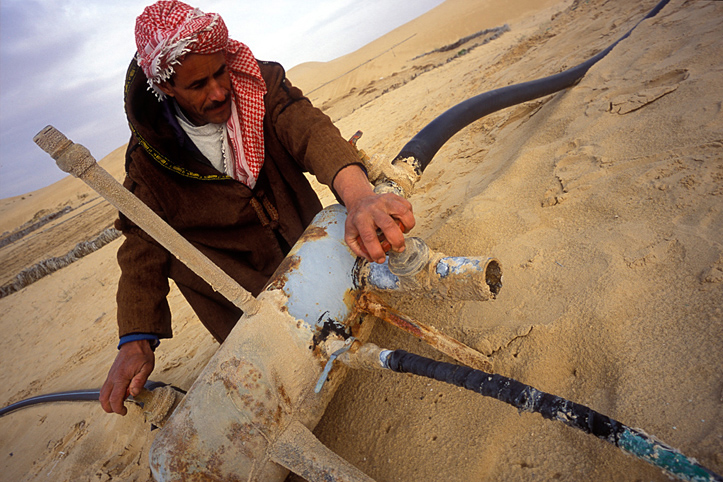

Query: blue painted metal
275 204 357 332
436 256 492 277
365 261 400 290
362 250 502 302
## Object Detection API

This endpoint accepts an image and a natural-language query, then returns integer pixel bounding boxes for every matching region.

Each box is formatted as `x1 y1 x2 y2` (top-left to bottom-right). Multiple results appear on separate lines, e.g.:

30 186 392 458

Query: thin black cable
0 390 101 417
0 380 178 417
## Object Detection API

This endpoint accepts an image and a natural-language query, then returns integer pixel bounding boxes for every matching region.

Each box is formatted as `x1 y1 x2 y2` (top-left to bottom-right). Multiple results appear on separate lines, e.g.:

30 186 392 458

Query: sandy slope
1 0 722 481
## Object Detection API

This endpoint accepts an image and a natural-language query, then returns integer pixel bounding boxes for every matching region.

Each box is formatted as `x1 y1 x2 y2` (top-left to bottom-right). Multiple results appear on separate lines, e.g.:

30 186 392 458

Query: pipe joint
364 153 421 198
323 339 389 371
358 238 502 302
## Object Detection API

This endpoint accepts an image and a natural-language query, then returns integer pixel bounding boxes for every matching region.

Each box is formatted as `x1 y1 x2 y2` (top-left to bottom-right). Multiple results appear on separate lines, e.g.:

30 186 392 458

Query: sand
1 0 722 480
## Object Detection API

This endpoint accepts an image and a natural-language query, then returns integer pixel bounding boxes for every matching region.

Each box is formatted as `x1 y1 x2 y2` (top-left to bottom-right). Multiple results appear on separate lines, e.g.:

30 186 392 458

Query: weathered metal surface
358 241 502 303
268 204 359 335
356 292 493 372
149 205 373 481
434 256 502 301
269 420 376 482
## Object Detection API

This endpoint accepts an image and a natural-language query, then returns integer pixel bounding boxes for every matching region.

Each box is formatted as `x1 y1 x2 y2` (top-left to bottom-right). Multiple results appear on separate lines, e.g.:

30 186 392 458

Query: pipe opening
485 259 502 296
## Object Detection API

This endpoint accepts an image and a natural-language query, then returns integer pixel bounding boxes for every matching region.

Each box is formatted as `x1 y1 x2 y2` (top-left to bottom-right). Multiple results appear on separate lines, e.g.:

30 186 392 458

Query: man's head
134 0 230 105
158 51 233 125
134 1 269 185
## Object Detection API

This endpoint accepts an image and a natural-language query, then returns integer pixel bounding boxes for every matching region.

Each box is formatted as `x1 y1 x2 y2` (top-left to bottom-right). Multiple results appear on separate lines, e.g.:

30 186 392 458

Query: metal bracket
314 337 356 394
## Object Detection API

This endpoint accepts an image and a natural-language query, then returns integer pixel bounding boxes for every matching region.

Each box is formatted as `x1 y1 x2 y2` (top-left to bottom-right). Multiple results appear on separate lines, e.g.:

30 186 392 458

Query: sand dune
1 0 721 480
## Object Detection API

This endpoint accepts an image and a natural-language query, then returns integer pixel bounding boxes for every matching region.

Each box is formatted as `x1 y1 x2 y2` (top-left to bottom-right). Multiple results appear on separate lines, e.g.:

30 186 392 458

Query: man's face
159 51 233 126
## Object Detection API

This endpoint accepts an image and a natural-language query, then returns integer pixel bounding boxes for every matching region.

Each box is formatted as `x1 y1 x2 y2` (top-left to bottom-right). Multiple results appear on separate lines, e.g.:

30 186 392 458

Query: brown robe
116 58 361 342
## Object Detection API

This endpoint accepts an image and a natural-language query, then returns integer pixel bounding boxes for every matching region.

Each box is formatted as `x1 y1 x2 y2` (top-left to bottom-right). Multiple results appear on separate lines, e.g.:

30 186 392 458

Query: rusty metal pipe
34 127 374 481
33 125 259 315
148 205 376 481
268 420 376 482
358 237 502 303
356 292 492 372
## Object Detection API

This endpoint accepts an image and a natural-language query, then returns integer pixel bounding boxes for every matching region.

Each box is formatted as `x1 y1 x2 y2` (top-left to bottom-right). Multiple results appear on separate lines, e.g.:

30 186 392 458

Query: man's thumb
128 373 147 397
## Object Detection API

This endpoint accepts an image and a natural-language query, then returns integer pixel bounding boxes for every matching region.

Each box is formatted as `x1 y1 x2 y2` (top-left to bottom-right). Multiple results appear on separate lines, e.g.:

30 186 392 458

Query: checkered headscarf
135 0 267 187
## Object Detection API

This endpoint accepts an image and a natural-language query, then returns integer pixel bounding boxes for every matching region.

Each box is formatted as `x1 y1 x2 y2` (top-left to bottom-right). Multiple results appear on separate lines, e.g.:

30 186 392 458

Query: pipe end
485 259 503 297
33 125 72 161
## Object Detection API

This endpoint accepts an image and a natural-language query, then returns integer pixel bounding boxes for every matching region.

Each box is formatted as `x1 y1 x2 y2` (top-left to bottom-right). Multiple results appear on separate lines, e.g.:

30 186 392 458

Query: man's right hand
100 339 155 415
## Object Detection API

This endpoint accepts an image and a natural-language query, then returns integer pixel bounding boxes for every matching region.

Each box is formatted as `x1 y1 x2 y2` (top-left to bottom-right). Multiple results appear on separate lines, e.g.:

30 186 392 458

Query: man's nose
208 79 228 102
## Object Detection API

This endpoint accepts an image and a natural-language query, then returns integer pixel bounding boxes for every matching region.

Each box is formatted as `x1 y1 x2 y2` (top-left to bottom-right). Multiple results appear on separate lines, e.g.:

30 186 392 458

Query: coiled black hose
385 350 722 482
395 0 671 173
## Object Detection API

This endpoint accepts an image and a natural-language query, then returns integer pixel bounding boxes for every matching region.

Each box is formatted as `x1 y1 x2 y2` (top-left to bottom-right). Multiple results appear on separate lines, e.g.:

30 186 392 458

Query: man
100 0 415 415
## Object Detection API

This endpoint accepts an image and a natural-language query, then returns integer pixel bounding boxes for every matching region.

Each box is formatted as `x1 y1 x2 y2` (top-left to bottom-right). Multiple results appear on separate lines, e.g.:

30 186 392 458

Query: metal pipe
148 205 376 481
356 237 502 302
33 125 259 315
355 292 492 372
268 420 376 482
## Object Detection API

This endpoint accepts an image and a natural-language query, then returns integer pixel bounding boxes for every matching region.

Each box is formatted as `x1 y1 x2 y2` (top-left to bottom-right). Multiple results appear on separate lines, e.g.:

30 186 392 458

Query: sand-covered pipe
148 205 377 481
268 420 376 482
356 237 502 302
33 125 259 315
355 293 492 371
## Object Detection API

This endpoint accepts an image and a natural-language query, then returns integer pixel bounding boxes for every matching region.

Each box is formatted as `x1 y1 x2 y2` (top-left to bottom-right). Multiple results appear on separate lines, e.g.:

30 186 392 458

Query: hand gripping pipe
330 343 722 482
0 381 179 421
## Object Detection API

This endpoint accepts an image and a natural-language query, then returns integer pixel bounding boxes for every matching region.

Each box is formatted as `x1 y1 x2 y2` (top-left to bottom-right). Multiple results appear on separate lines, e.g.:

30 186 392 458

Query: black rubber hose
0 380 174 417
395 0 671 173
386 350 723 482
0 389 101 417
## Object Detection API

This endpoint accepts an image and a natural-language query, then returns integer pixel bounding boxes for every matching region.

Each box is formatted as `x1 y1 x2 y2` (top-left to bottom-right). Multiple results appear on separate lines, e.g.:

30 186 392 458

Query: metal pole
356 291 492 371
33 125 260 315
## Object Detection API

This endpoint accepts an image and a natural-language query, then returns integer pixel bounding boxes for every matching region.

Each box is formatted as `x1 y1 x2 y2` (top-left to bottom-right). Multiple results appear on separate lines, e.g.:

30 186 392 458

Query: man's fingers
347 233 372 261
99 381 113 413
128 366 152 397
375 217 406 253
355 219 388 263
109 383 129 416
344 191 416 264
100 340 156 416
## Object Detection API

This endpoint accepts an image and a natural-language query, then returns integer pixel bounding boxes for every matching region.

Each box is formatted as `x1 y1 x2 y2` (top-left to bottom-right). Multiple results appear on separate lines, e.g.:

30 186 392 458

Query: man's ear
158 81 175 98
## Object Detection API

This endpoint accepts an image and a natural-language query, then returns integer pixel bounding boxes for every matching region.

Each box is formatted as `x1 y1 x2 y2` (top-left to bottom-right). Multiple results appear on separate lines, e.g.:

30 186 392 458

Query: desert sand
1 0 722 480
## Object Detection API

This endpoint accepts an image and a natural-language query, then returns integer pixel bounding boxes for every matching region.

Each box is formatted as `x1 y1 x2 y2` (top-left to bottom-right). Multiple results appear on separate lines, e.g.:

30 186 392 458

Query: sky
0 0 445 199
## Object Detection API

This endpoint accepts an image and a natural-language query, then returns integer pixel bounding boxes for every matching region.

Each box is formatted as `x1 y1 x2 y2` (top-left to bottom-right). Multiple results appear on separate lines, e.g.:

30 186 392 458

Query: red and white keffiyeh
135 0 266 187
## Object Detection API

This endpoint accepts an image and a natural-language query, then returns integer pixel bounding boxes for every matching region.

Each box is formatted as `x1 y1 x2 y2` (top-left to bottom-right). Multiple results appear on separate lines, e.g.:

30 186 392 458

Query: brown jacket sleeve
115 166 173 339
264 66 363 189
